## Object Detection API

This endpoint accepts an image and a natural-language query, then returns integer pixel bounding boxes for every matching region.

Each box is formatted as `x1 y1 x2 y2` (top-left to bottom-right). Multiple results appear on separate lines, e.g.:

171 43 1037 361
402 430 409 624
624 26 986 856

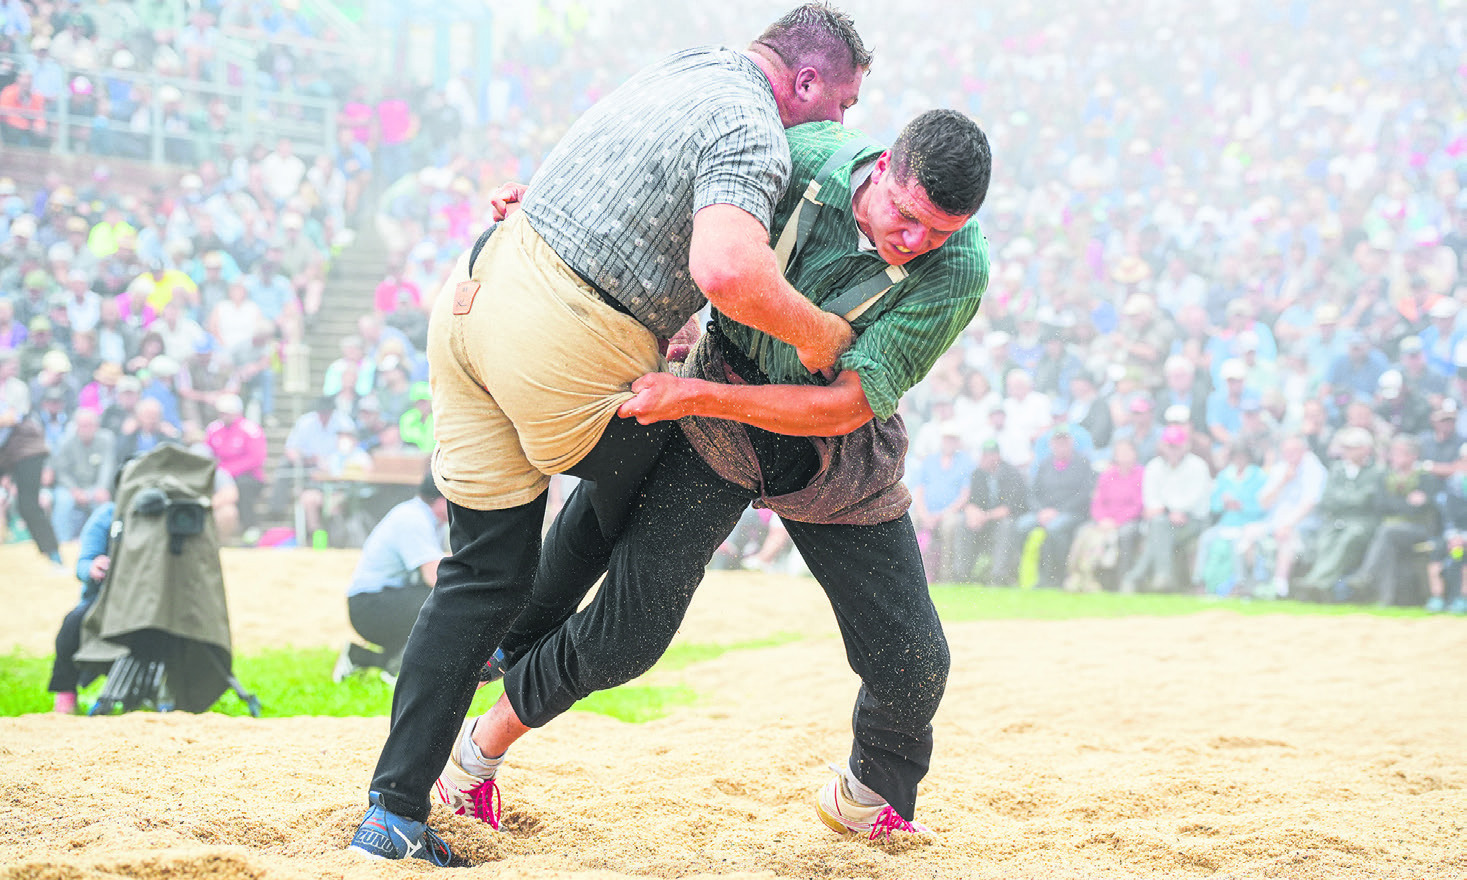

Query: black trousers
49 598 95 693
502 429 950 821
347 583 432 672
368 415 669 823
8 453 58 557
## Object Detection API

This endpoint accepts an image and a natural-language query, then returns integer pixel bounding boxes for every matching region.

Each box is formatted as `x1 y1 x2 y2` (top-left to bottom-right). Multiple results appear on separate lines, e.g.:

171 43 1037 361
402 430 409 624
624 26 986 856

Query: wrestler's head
855 110 991 267
752 3 870 126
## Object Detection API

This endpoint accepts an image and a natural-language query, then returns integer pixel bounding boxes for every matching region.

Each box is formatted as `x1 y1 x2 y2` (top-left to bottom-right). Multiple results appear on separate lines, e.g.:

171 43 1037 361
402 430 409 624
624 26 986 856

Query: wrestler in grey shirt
520 45 791 339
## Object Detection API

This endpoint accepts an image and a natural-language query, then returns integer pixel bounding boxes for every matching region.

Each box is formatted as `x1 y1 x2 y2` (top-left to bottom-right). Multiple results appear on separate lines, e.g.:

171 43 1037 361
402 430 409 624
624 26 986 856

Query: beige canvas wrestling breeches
425 211 663 510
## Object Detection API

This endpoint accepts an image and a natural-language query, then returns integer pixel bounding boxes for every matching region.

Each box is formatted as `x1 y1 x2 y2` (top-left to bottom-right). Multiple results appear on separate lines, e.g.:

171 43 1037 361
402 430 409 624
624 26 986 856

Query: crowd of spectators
6 0 1467 613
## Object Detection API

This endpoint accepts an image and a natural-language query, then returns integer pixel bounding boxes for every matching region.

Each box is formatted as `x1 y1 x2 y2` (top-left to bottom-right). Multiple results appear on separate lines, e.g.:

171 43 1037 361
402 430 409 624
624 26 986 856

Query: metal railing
0 52 340 165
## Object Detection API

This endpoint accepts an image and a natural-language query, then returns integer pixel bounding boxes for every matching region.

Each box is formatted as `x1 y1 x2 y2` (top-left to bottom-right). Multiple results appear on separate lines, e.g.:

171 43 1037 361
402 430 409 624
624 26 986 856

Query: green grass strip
0 633 804 720
930 584 1439 622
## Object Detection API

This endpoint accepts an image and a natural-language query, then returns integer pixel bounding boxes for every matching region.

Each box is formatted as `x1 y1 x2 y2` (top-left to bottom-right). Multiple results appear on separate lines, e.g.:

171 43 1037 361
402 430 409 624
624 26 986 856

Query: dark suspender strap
784 136 882 270
822 265 904 318
467 224 495 276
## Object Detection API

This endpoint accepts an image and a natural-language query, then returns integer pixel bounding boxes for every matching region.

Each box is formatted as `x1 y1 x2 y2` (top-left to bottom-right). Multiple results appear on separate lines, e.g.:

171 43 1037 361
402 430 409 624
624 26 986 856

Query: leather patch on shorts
452 281 481 315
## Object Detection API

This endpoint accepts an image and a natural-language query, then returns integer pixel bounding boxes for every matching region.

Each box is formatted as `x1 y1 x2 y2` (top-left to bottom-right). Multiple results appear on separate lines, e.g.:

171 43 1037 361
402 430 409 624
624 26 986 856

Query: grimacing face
855 152 971 267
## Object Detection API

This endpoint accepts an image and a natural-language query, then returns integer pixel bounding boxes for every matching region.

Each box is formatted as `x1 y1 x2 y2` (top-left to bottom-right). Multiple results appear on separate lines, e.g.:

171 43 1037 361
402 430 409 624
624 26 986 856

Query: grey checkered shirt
521 46 791 339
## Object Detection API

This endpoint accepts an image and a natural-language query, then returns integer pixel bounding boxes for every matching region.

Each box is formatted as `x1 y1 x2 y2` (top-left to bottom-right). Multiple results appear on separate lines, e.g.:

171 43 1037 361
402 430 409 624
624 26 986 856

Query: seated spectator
1235 398 1278 465
1419 402 1464 479
0 70 48 147
332 474 448 684
1066 369 1113 449
204 393 267 540
275 395 355 511
1427 442 1467 614
140 354 184 430
911 423 975 583
48 490 115 713
298 420 375 546
1395 335 1447 400
1341 435 1440 605
278 211 326 318
116 396 181 460
1323 331 1388 415
1373 369 1430 437
374 261 423 315
49 408 115 543
1067 438 1145 592
1235 433 1327 599
955 438 1029 586
100 374 141 439
1013 424 1095 589
323 335 376 398
1122 424 1212 593
1206 358 1257 449
1191 443 1267 595
373 356 413 424
1296 427 1385 601
1112 396 1162 463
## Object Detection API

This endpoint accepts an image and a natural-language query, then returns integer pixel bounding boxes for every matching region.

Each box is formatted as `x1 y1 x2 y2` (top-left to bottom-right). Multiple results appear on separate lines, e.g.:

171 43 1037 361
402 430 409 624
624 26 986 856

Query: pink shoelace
469 778 503 830
868 805 919 840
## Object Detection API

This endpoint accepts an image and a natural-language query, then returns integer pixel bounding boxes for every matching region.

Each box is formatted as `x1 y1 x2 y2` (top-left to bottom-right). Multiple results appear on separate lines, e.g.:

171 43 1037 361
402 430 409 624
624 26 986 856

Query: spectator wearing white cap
1393 335 1447 399
1420 297 1462 377
1373 369 1430 437
1295 427 1384 601
1205 358 1257 449
1121 423 1212 594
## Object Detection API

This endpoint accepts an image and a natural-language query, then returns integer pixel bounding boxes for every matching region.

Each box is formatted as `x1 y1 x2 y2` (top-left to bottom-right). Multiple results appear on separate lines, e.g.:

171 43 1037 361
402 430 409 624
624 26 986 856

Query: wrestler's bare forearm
689 204 854 374
618 369 874 437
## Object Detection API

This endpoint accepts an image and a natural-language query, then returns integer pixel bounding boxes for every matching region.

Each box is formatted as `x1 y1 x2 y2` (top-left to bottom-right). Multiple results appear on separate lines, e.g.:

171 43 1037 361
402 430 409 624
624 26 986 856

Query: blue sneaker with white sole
348 791 455 866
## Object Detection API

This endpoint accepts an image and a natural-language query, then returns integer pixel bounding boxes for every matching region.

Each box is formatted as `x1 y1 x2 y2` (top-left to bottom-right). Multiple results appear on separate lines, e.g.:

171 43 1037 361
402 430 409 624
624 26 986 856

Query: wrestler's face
857 153 971 267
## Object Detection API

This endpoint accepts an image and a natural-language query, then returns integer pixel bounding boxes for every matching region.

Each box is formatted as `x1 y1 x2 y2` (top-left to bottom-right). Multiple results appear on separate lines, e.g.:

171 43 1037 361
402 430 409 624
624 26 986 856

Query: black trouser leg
11 454 58 557
369 495 546 823
503 428 815 725
48 599 94 693
782 515 949 822
498 416 671 667
235 474 263 531
348 583 433 670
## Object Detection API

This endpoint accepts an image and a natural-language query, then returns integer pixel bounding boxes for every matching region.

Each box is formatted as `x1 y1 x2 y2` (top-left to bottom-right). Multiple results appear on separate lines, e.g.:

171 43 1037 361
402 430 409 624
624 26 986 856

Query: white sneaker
431 716 503 830
815 772 934 841
332 642 360 683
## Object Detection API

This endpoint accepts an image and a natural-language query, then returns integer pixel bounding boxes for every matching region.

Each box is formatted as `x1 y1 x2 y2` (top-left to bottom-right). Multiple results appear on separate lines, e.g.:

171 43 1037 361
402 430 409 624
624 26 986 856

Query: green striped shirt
716 121 991 420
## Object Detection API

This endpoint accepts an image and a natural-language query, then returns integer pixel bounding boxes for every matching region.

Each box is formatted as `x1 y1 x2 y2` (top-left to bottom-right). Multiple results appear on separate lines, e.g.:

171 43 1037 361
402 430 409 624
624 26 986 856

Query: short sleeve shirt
717 122 992 420
347 497 443 596
521 46 790 339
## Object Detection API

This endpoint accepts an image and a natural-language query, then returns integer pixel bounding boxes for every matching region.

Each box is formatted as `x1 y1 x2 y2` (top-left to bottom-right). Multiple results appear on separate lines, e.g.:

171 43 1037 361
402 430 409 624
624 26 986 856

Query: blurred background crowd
1 0 1465 611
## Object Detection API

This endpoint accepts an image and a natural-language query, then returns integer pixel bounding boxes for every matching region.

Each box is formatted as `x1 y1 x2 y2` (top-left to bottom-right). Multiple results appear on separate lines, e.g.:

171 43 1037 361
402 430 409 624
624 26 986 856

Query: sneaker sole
346 844 389 860
816 801 854 835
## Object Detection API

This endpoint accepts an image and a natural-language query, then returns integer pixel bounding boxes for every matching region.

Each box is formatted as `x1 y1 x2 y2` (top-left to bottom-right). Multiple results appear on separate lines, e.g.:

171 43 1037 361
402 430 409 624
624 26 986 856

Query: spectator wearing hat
1420 298 1463 378
48 407 115 543
1373 369 1430 437
1206 358 1258 449
1012 422 1095 590
955 438 1029 586
1155 355 1210 436
911 422 976 583
14 267 53 328
1 215 44 274
1296 427 1385 601
76 362 122 414
1117 293 1173 386
206 393 267 537
1122 423 1212 593
1191 443 1267 595
333 473 449 684
1067 437 1145 592
26 346 72 404
1419 402 1464 479
1393 334 1447 399
1340 434 1440 606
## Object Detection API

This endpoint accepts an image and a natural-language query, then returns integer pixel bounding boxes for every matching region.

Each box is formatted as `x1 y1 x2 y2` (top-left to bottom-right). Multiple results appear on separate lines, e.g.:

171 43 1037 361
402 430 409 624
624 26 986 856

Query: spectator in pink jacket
205 393 266 537
1066 439 1145 592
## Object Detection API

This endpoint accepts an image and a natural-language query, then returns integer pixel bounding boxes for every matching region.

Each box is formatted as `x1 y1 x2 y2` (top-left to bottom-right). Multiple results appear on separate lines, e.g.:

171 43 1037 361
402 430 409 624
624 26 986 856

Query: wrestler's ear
793 66 820 99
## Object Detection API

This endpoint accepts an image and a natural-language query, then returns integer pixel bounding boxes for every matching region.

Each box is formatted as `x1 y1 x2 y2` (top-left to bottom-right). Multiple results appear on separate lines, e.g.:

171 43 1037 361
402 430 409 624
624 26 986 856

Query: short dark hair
418 471 444 504
889 110 991 217
754 3 872 79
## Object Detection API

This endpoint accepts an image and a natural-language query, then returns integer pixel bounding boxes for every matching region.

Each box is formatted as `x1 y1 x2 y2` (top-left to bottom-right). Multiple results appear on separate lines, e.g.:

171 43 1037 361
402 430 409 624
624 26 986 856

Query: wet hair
889 110 992 217
753 3 872 79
